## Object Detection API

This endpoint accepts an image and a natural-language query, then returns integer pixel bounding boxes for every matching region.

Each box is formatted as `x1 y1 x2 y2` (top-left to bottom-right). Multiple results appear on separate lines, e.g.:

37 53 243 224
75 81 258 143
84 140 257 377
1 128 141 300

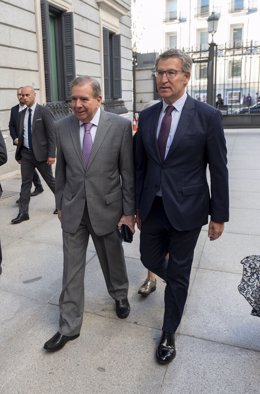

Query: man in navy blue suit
9 87 44 200
135 49 229 365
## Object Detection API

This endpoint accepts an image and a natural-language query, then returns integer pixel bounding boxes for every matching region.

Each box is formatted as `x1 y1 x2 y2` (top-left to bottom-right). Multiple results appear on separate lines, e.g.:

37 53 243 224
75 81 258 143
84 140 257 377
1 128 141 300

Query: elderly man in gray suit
44 76 135 352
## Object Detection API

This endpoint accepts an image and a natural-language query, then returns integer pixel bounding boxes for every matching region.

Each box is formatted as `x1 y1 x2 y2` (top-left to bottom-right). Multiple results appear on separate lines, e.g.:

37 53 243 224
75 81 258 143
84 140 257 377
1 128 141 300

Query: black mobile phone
120 224 133 243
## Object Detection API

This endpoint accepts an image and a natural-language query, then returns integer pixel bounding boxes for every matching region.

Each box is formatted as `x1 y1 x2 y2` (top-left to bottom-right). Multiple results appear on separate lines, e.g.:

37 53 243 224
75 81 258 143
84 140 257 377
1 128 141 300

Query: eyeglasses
154 70 183 79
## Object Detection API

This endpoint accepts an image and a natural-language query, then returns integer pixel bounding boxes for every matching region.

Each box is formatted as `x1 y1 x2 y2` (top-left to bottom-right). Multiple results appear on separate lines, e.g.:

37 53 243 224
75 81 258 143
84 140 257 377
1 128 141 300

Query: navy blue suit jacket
15 104 56 162
9 104 20 144
135 95 229 231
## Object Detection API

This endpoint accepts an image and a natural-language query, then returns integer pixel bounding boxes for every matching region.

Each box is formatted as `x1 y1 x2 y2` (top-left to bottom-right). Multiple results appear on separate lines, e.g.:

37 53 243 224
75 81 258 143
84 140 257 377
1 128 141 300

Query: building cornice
96 0 130 18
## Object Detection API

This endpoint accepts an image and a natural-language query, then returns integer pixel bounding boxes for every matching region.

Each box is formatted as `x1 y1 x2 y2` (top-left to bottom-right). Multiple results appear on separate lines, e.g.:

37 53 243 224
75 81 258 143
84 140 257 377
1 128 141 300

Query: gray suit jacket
15 104 56 162
55 110 135 236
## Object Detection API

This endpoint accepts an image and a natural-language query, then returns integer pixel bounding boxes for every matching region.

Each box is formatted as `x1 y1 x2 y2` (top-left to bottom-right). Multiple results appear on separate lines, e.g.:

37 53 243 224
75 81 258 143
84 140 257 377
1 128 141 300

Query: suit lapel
68 116 83 164
146 102 163 162
166 95 195 159
18 108 26 139
32 104 40 131
86 110 110 169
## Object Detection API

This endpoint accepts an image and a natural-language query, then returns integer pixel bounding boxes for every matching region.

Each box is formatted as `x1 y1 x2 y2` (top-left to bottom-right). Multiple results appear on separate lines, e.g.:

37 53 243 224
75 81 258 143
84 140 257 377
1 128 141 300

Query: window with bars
166 0 177 21
196 63 207 79
199 0 209 17
199 30 208 50
229 59 242 78
232 0 244 12
231 26 243 47
168 34 177 48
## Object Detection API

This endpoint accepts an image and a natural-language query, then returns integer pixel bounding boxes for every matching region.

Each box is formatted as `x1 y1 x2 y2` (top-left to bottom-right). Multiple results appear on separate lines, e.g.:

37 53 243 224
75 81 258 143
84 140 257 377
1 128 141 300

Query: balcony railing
194 5 209 18
229 0 258 14
164 11 177 22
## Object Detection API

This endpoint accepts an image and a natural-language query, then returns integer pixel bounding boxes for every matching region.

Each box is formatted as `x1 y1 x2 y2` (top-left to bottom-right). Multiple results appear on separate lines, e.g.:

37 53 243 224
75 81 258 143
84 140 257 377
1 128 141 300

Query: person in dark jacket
0 130 8 274
135 49 229 365
9 87 44 201
11 86 56 224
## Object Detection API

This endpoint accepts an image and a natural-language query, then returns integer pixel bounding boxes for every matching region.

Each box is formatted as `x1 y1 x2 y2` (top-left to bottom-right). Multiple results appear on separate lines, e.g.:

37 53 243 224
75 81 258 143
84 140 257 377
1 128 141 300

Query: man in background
9 87 44 201
11 86 56 224
216 93 224 108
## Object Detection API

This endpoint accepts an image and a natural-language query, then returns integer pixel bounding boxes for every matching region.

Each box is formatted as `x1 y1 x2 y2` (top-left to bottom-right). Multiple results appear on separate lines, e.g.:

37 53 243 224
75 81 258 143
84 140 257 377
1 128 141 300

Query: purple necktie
82 123 93 165
157 105 174 160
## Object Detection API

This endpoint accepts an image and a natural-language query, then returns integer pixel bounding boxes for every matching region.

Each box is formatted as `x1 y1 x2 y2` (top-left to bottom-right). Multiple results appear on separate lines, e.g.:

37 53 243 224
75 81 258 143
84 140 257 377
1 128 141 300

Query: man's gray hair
155 49 193 73
70 76 101 98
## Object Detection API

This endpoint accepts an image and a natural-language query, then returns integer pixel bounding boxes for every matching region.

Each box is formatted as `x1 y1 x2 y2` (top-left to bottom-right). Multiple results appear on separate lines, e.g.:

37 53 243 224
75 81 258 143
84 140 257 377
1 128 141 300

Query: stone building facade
0 0 132 174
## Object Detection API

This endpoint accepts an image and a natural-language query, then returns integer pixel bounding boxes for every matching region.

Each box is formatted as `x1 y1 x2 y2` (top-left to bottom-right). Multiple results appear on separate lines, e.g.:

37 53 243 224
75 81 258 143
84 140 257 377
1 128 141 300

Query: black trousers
19 148 55 214
140 197 201 333
32 169 42 188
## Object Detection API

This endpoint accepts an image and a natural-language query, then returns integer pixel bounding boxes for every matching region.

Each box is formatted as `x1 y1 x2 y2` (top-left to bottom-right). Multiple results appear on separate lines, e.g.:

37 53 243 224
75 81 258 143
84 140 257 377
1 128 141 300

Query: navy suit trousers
140 197 201 333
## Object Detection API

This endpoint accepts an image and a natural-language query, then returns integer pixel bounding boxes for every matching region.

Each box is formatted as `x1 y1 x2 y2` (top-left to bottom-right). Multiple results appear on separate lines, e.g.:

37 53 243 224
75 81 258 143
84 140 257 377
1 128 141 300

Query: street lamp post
207 12 220 107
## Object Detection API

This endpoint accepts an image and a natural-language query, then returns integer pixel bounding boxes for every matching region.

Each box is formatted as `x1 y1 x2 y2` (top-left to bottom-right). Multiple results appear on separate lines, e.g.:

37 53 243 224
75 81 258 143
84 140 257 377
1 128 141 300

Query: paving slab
225 207 260 235
230 190 260 210
200 232 260 274
162 335 260 394
229 168 260 180
180 269 260 351
0 308 165 394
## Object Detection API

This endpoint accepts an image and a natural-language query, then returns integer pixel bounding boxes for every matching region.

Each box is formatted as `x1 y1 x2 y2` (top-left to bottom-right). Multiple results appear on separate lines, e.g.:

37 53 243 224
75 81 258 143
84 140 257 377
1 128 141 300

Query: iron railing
185 41 260 114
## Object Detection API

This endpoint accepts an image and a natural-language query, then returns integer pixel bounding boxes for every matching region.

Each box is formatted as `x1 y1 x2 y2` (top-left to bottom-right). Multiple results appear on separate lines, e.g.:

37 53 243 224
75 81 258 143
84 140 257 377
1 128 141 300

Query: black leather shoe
31 186 44 197
115 298 130 319
11 213 29 224
156 331 176 365
43 332 80 352
53 208 58 214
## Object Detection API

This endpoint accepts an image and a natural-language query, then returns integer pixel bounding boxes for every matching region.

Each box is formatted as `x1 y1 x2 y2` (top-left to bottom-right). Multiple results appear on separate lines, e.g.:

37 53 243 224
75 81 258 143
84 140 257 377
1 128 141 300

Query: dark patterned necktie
157 105 174 160
82 123 93 165
28 108 33 150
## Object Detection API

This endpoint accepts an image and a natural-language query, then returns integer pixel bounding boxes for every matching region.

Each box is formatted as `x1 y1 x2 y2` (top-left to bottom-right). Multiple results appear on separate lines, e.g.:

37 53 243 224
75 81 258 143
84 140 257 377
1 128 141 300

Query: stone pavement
0 130 259 394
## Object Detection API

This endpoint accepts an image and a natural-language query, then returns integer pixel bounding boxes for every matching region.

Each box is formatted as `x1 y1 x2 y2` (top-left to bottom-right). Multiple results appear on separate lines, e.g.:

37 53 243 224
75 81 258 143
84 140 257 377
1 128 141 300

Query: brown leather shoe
138 278 156 296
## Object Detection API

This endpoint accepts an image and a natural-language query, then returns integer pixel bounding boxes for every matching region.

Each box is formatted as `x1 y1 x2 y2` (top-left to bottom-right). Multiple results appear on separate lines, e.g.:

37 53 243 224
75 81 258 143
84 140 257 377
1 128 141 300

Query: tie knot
165 105 174 115
28 108 32 113
84 123 92 133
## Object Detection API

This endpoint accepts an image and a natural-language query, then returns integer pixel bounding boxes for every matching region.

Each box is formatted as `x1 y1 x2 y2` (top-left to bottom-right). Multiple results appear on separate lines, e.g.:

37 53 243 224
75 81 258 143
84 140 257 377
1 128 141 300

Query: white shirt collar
28 102 37 112
80 107 101 127
162 92 187 113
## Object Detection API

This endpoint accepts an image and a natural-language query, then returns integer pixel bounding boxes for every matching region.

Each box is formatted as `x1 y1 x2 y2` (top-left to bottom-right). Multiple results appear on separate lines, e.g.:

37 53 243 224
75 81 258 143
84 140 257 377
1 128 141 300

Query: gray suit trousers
59 204 129 336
